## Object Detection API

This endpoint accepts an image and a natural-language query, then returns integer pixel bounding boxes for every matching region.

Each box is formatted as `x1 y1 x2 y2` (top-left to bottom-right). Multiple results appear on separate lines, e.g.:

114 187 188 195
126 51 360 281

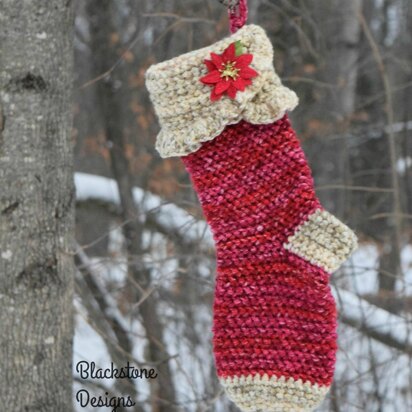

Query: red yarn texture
182 115 337 387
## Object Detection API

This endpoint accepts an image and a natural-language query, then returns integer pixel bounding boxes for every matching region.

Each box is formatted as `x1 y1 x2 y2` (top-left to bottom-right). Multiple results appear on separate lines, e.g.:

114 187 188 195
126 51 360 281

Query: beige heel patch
284 209 358 273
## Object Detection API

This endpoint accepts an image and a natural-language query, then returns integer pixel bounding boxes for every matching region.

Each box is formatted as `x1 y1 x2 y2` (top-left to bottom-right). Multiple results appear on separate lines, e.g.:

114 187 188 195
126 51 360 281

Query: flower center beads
220 62 240 80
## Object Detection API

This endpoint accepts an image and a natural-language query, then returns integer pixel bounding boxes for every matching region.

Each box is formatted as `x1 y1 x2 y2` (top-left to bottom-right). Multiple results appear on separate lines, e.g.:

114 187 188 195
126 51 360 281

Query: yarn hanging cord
218 0 248 33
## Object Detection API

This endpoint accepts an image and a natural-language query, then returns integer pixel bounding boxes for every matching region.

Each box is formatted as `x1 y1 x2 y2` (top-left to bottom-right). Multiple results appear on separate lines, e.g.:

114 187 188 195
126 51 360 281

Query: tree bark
0 1 75 411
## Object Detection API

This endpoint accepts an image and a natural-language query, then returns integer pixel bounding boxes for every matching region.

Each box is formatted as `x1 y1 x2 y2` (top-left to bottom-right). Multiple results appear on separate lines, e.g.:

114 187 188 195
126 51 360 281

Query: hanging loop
218 0 248 33
228 0 248 33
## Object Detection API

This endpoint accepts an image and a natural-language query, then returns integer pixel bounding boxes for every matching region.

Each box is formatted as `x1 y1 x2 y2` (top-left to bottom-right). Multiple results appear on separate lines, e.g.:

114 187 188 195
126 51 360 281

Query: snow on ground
73 253 217 411
73 299 113 412
346 243 380 295
328 320 412 412
397 156 412 175
323 244 412 412
334 287 412 347
74 173 412 411
400 244 412 295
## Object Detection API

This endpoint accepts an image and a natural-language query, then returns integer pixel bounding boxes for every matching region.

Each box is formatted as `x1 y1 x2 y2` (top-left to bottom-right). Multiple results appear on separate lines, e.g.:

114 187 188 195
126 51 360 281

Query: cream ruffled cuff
145 25 298 158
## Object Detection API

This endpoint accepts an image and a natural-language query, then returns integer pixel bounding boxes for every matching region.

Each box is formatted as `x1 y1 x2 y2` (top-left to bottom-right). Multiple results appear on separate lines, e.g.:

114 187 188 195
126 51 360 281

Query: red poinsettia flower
200 42 258 101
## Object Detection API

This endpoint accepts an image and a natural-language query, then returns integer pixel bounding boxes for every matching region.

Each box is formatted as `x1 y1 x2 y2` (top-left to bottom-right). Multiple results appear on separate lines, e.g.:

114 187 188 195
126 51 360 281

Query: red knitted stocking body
182 116 357 411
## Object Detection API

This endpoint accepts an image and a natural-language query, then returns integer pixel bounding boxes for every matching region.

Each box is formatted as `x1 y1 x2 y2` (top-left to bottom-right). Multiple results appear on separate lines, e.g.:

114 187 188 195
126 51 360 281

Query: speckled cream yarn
145 26 358 412
284 209 358 273
221 374 330 412
145 25 298 158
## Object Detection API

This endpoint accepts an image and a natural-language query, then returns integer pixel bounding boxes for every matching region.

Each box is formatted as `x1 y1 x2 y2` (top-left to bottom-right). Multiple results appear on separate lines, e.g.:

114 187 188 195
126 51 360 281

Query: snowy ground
73 173 412 412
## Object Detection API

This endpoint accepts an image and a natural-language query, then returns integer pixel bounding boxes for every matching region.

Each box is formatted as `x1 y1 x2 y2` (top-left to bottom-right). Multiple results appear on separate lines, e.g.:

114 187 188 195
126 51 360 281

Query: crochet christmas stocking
146 25 357 412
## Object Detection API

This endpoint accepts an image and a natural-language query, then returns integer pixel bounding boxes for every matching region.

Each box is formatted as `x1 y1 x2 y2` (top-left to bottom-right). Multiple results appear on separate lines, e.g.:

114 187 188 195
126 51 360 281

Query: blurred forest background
72 0 412 411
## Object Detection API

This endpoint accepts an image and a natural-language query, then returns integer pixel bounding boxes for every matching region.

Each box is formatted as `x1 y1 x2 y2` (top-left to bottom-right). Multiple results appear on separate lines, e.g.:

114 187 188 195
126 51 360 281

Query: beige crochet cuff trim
145 25 298 158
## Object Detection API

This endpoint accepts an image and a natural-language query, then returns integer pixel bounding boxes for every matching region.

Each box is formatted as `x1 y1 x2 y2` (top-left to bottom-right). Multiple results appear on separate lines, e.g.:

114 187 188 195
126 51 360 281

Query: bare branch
335 288 412 355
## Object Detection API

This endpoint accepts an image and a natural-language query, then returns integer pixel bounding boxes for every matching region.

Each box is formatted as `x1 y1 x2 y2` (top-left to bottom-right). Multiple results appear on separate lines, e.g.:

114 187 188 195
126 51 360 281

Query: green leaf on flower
234 40 245 56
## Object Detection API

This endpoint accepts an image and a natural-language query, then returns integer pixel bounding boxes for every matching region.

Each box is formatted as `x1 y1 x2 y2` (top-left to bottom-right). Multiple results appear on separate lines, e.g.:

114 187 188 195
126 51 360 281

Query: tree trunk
86 1 178 410
0 1 75 410
323 0 363 121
